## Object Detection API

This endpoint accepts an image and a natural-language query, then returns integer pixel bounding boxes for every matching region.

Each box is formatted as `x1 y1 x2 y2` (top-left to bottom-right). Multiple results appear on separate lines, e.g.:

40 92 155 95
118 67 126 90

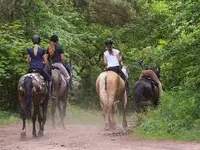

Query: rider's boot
47 81 52 100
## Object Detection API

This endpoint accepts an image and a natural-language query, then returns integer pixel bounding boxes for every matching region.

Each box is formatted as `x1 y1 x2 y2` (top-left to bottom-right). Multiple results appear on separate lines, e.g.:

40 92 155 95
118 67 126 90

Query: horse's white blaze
96 71 128 130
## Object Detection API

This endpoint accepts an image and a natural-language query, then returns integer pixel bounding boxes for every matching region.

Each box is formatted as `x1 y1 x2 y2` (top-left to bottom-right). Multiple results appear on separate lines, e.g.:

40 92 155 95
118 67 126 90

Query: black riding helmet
32 35 40 44
50 34 59 43
105 39 113 45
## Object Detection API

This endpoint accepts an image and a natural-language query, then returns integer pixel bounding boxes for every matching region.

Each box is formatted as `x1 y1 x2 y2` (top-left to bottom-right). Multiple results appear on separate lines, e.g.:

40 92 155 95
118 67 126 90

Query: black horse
133 65 161 113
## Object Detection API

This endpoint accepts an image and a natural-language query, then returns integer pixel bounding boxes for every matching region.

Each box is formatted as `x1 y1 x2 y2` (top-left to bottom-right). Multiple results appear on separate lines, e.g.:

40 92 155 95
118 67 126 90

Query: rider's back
27 47 45 70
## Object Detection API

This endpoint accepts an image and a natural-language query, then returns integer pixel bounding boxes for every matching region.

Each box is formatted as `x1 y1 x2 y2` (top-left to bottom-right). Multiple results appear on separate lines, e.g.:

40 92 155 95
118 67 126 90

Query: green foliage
0 21 31 109
1 0 200 141
0 110 19 125
137 89 200 141
0 21 29 78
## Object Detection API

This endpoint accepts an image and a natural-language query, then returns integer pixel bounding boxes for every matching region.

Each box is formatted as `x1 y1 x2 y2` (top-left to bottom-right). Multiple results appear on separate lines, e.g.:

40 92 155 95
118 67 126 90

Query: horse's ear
154 66 160 78
156 66 160 73
126 65 129 69
126 65 130 73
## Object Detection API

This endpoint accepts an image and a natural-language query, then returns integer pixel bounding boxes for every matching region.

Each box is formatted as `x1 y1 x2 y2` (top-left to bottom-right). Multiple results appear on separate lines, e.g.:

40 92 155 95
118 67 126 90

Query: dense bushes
138 89 200 140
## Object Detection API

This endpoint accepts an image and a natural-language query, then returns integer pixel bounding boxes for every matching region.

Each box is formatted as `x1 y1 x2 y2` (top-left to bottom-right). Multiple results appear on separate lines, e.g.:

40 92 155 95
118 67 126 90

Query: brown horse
51 68 69 129
133 66 161 113
96 71 127 130
18 72 48 138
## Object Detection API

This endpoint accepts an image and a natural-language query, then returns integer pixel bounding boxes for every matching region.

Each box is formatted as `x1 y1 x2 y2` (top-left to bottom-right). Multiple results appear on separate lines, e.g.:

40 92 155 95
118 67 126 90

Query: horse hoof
20 132 26 139
32 135 38 139
38 131 44 137
104 123 110 131
104 127 110 131
32 132 38 138
122 122 128 128
123 124 127 129
110 123 116 130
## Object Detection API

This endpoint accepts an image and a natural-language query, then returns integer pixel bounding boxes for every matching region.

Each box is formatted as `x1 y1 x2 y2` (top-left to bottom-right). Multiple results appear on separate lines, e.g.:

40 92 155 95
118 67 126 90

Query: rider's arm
117 52 122 67
61 53 65 64
42 49 47 64
103 55 107 67
59 46 65 64
43 54 48 64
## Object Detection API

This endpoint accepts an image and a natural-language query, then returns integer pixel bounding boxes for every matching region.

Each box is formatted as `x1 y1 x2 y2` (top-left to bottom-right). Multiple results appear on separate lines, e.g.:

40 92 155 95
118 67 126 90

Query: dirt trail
0 121 200 150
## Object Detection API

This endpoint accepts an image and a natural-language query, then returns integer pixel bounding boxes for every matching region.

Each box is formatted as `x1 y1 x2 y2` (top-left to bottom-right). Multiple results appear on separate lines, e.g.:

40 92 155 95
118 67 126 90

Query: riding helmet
105 39 113 45
32 35 40 44
50 34 59 43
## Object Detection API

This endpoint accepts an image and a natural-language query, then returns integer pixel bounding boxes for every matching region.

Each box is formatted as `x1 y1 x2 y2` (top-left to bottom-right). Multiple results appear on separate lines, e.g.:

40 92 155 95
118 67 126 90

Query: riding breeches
52 63 70 81
107 66 126 81
107 66 130 96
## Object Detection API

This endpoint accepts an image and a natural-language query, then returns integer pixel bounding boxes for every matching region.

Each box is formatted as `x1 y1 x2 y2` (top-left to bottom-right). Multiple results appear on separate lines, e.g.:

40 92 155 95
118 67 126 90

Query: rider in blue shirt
26 35 51 92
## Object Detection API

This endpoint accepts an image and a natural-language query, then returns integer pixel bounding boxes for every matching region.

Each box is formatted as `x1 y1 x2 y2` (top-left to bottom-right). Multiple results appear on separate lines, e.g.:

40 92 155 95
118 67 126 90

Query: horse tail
24 76 33 120
99 73 109 106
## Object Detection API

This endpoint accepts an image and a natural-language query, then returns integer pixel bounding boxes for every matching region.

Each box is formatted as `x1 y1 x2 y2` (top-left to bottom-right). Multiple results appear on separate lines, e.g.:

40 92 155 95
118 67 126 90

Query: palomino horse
96 69 127 130
18 72 48 138
133 66 160 113
51 67 69 129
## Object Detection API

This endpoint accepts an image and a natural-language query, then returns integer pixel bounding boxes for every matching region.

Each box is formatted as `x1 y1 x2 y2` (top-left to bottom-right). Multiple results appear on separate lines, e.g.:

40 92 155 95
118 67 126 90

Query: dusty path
0 122 200 150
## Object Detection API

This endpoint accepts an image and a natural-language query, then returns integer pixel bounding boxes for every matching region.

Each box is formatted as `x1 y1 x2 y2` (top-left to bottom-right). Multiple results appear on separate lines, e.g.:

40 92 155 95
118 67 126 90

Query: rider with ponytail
47 35 70 84
103 39 130 97
26 35 51 90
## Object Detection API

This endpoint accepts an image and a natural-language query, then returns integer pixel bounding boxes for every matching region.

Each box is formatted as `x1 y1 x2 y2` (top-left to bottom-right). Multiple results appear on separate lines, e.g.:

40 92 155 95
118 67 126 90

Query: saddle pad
143 77 158 87
18 73 46 93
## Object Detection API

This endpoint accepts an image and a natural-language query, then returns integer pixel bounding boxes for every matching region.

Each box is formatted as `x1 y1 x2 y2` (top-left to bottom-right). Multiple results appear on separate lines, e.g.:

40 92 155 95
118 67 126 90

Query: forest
0 0 200 140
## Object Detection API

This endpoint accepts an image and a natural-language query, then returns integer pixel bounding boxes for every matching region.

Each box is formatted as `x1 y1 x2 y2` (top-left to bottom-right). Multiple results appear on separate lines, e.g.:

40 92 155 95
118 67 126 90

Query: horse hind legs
121 97 128 129
38 111 44 137
20 107 26 139
51 100 56 129
58 101 67 130
21 118 26 139
109 105 116 130
32 111 37 138
104 111 110 130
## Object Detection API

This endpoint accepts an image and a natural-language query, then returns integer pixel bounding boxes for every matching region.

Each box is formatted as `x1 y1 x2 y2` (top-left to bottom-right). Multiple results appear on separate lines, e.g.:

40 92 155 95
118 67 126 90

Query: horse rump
133 79 158 113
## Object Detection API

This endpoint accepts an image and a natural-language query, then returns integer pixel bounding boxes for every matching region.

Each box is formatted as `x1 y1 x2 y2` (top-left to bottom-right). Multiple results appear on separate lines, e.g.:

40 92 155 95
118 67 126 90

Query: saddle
51 65 72 77
143 76 158 87
52 66 60 71
106 67 126 82
18 73 47 94
28 68 42 74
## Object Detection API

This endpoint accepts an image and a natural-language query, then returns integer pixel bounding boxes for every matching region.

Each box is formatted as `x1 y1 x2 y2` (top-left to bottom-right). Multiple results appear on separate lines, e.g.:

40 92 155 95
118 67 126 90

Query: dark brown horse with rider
133 61 163 113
